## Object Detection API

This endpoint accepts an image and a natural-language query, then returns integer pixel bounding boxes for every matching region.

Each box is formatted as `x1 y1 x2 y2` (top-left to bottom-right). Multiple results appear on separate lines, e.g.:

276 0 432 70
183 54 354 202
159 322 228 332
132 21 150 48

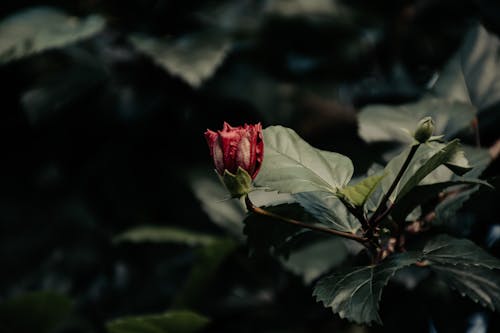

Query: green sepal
219 167 252 198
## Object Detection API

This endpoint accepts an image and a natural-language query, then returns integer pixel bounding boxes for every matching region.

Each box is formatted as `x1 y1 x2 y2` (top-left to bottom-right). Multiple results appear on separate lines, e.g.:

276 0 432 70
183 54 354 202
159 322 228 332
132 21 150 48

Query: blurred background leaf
0 291 75 333
0 6 105 63
0 1 499 332
106 310 210 333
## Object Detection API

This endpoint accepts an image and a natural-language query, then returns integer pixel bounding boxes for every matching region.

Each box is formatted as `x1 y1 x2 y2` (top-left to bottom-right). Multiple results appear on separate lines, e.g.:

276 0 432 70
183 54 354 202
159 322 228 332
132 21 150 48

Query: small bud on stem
414 116 434 143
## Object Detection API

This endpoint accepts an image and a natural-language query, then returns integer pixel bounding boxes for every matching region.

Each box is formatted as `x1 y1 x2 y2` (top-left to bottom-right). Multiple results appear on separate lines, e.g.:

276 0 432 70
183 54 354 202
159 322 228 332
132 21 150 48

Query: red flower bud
204 122 264 179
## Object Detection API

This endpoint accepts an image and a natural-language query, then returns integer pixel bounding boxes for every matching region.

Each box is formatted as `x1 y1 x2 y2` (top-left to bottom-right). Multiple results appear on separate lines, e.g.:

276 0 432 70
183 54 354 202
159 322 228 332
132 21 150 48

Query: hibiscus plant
204 117 498 326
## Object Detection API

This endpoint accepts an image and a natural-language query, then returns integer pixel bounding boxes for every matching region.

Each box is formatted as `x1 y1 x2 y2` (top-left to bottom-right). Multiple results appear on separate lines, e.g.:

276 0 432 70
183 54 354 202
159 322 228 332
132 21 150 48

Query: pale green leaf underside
294 191 361 233
255 126 354 194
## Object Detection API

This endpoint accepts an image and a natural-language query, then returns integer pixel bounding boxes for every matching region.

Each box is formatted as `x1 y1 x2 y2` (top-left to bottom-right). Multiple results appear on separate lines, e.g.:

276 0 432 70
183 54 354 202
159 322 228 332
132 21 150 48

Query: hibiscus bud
414 116 434 143
204 122 264 197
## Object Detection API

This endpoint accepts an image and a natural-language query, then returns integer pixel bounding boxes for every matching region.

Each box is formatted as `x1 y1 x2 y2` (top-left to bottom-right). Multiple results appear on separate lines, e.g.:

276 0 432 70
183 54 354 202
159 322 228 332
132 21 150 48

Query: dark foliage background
0 1 499 332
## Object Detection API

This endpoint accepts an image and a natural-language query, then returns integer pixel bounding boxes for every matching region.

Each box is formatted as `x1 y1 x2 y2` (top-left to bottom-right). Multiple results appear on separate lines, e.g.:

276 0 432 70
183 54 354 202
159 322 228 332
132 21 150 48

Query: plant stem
338 196 369 231
244 195 368 243
369 143 420 227
472 117 481 148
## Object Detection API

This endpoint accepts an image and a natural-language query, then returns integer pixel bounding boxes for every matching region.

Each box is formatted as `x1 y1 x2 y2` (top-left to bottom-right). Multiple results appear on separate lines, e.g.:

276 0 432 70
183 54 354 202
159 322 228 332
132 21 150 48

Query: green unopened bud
414 116 434 143
219 167 253 198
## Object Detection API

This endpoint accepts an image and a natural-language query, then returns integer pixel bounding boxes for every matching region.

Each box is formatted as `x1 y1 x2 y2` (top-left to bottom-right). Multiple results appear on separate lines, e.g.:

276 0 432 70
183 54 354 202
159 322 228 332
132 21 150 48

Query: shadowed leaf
313 252 419 325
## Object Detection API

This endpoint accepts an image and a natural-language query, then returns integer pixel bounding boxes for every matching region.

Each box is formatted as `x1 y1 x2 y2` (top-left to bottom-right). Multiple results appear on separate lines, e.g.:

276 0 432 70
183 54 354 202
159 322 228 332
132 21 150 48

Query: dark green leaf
430 264 500 311
0 6 105 63
313 252 419 325
106 310 210 333
421 235 500 312
422 234 500 268
294 191 361 233
313 235 500 325
391 179 491 223
0 291 73 333
255 126 354 194
434 186 480 229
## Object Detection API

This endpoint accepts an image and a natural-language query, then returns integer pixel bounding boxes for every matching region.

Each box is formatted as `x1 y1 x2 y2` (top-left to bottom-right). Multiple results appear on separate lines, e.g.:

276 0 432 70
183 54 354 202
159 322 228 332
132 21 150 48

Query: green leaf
339 173 385 208
0 291 73 333
0 6 105 64
391 179 491 223
113 226 219 247
243 203 313 258
294 191 361 233
106 310 210 333
255 126 354 194
381 140 471 204
422 234 500 268
358 97 476 144
313 234 500 325
171 238 237 309
313 252 419 325
421 235 500 312
430 264 500 311
129 30 231 88
398 140 472 200
434 186 480 229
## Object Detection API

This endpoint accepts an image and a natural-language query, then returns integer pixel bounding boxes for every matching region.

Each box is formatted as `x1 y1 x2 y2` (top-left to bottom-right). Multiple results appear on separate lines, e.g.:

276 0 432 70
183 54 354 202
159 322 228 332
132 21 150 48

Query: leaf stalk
244 195 368 243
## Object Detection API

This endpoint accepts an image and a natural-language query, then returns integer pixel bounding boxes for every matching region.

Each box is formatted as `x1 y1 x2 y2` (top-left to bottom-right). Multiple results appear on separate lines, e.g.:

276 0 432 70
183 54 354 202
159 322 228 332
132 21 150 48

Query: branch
244 195 368 243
